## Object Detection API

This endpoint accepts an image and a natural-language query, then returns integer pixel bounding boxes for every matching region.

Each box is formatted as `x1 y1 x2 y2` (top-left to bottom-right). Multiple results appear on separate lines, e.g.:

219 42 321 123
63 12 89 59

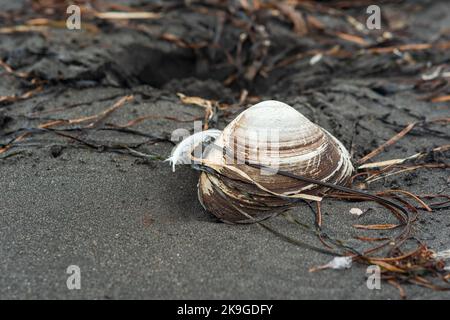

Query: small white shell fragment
309 53 323 66
323 256 353 270
421 66 442 81
432 249 450 260
349 207 364 216
432 250 450 271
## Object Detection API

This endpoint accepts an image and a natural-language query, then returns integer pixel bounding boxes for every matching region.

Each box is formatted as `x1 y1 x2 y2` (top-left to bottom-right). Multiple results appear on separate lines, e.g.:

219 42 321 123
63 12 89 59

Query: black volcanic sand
0 0 449 299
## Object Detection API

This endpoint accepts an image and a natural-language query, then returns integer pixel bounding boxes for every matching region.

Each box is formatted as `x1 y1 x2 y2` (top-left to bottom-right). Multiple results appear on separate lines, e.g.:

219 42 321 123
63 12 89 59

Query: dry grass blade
177 93 217 130
94 11 161 20
0 86 43 105
369 260 406 273
354 236 390 242
387 280 407 299
86 95 134 128
377 190 432 212
275 3 308 36
334 32 368 46
358 122 416 164
358 144 450 169
0 95 133 154
0 25 48 34
368 41 450 53
315 201 322 227
365 163 449 184
114 115 202 128
0 59 30 78
353 224 399 230
431 95 450 103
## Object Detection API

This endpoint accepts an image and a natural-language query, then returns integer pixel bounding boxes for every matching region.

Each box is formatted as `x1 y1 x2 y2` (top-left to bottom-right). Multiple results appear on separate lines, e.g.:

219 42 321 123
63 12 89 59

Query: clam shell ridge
198 100 354 223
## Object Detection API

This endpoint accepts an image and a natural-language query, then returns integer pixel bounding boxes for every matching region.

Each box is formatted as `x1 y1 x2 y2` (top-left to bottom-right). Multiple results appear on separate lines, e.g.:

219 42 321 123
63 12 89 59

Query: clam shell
198 100 354 223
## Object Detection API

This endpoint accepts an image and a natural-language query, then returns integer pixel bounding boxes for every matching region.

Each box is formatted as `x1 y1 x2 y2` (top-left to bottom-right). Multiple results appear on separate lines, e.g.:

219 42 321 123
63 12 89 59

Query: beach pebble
349 208 364 216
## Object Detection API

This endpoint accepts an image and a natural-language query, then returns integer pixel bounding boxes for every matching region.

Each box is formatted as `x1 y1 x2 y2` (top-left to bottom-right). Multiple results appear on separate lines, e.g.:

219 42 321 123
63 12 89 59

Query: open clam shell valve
175 100 353 223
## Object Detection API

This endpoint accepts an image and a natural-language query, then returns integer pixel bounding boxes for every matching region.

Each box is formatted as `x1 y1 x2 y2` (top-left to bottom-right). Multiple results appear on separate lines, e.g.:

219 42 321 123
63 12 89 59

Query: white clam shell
198 100 354 223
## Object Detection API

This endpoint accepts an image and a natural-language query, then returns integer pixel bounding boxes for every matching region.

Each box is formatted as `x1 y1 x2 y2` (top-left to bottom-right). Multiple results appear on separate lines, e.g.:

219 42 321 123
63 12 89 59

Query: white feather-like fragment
432 249 450 260
323 256 353 270
432 250 450 271
166 129 222 172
